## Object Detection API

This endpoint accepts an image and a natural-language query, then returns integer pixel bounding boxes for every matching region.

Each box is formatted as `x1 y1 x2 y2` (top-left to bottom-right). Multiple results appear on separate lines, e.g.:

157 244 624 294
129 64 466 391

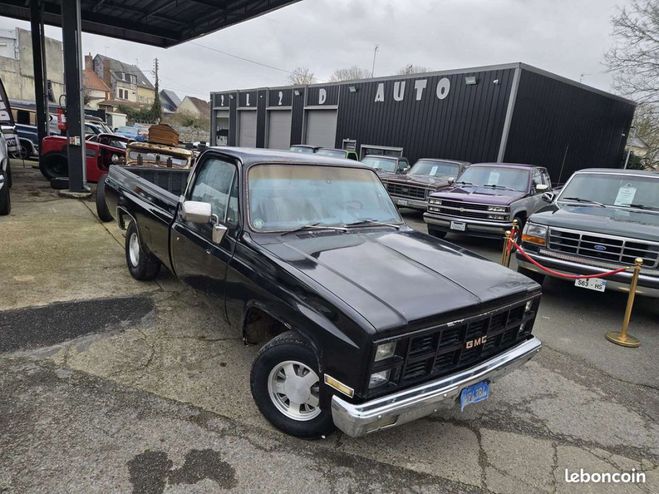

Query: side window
542 170 552 188
189 158 236 224
399 159 409 171
532 169 543 191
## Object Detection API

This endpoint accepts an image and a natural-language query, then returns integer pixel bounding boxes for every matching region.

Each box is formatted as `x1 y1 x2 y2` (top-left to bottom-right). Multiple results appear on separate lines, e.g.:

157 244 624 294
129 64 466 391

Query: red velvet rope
511 240 630 280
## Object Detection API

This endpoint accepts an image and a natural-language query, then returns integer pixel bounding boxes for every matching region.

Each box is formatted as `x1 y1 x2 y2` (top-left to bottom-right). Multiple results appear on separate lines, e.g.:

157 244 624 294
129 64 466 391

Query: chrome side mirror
181 200 211 224
447 177 455 185
535 183 549 192
542 191 555 202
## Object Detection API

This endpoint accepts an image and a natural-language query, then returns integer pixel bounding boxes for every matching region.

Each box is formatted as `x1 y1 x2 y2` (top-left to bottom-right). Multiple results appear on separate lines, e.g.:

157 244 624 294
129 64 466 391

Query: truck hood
385 174 451 189
432 185 526 205
254 229 537 332
531 204 659 242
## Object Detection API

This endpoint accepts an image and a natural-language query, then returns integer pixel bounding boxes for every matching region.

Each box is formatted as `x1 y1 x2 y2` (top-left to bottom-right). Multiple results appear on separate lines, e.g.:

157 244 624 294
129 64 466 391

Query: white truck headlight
369 369 391 388
374 342 396 361
487 206 507 212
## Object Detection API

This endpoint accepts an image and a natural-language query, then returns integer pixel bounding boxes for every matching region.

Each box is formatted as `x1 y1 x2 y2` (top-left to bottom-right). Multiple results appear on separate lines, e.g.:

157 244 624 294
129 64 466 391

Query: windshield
457 166 529 191
409 160 460 177
248 164 402 232
316 149 345 158
558 173 659 210
361 156 397 173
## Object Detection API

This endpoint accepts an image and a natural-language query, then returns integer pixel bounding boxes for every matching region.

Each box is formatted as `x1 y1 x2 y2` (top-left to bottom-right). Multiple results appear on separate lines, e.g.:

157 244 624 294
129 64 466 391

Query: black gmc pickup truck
104 148 542 438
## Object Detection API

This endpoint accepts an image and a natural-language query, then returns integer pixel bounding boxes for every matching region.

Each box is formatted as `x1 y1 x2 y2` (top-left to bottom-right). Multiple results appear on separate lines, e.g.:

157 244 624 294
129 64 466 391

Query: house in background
0 27 64 102
83 54 111 109
176 96 210 119
160 89 181 113
93 54 155 107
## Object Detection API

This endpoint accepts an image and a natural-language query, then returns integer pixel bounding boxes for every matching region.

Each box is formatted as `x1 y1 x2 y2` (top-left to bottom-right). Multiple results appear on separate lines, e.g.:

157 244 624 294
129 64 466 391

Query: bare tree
329 66 371 82
604 0 659 105
397 64 431 75
605 0 659 168
289 67 315 85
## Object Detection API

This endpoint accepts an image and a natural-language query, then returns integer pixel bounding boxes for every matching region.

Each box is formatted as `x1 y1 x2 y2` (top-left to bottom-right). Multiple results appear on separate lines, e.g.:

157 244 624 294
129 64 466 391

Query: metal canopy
0 0 300 47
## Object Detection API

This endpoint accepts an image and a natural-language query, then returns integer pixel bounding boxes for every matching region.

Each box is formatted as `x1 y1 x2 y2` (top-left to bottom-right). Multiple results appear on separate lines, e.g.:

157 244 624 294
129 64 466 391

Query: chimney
85 53 92 71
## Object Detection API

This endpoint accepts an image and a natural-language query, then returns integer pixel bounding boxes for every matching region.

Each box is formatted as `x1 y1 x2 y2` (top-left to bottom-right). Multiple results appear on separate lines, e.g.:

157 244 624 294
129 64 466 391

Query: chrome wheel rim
267 360 321 421
128 232 140 267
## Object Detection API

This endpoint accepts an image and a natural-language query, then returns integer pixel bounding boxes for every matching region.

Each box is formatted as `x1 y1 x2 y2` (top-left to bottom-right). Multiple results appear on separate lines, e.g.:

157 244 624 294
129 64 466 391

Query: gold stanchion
606 258 643 348
501 230 511 267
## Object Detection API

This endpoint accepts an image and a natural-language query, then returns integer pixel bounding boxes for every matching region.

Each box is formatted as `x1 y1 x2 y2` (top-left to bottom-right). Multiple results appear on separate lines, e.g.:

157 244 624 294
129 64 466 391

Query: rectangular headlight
374 342 396 361
428 198 442 205
487 206 507 212
369 369 391 389
522 223 547 246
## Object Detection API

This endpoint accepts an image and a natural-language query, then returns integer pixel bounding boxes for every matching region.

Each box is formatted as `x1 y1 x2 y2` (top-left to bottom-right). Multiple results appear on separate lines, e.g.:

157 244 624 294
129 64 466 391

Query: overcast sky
0 0 631 100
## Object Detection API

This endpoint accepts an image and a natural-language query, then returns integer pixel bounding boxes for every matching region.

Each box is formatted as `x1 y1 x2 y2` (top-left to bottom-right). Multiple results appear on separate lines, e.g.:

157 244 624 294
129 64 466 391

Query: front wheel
0 171 10 215
39 153 68 180
125 221 161 281
250 331 334 438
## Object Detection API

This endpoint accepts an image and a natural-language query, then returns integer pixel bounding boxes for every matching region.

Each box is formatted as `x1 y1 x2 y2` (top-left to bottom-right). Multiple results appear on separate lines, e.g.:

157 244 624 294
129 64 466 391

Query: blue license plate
459 381 490 411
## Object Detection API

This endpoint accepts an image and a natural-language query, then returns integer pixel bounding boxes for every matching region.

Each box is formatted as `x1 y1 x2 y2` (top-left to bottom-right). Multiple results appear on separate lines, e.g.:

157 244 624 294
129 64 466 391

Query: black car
103 148 542 438
517 168 659 297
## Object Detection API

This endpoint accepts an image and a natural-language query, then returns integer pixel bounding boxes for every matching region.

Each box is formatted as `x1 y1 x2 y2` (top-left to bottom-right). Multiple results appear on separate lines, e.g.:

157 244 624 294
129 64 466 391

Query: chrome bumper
391 196 428 210
331 337 541 437
516 252 659 297
424 214 511 237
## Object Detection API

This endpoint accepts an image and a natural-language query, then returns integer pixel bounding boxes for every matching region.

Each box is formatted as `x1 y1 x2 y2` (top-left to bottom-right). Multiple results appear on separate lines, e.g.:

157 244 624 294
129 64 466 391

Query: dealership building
210 62 635 183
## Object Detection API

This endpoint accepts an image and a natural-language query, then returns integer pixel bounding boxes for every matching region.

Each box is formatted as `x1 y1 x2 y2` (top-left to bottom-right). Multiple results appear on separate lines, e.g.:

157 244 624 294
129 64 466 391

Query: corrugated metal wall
505 69 635 184
334 68 516 164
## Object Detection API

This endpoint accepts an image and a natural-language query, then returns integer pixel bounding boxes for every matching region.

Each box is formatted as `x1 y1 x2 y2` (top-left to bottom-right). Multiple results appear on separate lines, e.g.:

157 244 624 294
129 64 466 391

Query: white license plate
450 221 466 231
575 278 606 292
397 199 408 206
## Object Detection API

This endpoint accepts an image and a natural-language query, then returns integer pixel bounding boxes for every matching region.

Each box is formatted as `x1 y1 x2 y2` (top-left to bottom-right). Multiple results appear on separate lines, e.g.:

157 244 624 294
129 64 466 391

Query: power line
189 41 292 75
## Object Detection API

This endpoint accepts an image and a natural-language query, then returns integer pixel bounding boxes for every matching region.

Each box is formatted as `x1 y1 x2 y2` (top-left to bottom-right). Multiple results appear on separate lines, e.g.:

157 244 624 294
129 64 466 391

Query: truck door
170 156 238 312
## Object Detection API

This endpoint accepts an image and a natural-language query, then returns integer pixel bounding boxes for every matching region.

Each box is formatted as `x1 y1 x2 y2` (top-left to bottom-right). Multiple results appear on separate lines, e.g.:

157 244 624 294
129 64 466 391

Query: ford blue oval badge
594 244 607 251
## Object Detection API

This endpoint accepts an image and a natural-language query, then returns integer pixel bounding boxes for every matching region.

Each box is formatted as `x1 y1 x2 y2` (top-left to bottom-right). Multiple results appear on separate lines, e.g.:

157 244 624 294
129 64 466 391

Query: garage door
215 110 229 145
305 109 337 148
238 111 257 147
267 111 292 149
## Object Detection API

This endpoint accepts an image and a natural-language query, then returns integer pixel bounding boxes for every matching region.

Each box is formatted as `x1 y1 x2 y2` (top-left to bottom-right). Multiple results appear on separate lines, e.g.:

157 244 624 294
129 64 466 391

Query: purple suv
423 163 552 239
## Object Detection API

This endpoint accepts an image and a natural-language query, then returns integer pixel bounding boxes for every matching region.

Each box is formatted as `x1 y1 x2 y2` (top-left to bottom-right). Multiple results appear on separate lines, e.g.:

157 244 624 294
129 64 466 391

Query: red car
39 133 130 183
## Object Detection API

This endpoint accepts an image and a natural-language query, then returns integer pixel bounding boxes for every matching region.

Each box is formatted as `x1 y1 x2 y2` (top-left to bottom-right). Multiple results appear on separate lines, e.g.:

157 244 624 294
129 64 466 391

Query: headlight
525 300 533 312
487 214 507 220
369 369 391 389
111 154 120 163
522 223 547 246
374 342 396 361
487 206 507 212
428 198 442 205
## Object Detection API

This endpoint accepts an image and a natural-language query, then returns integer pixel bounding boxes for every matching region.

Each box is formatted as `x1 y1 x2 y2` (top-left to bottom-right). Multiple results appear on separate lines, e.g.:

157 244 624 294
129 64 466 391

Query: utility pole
371 45 379 78
150 58 162 122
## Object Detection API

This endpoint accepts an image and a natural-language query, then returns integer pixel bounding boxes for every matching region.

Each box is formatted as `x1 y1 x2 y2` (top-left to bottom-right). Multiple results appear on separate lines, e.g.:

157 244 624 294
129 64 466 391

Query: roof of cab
204 146 369 168
417 158 471 166
470 162 539 168
573 168 658 177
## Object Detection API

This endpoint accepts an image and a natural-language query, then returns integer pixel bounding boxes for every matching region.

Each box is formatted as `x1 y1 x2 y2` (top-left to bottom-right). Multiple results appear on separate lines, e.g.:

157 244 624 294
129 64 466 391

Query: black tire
0 170 11 216
6 161 11 188
427 226 447 239
250 331 334 439
125 221 161 281
19 141 31 160
39 153 68 180
95 174 113 222
517 266 545 285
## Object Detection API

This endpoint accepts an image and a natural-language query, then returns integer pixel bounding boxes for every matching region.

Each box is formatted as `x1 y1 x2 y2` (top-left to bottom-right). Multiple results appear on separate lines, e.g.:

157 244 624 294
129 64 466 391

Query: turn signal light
521 234 546 246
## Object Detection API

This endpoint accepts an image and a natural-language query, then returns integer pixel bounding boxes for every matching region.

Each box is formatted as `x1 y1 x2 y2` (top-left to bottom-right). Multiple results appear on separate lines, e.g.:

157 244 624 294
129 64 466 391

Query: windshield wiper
454 180 473 186
561 197 607 208
284 223 348 234
622 203 659 211
344 219 401 230
483 184 515 191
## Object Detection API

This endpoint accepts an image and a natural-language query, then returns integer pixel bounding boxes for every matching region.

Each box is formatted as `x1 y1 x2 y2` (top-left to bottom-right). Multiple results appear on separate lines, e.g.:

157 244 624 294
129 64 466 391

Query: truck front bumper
331 337 541 437
391 195 428 210
424 214 512 238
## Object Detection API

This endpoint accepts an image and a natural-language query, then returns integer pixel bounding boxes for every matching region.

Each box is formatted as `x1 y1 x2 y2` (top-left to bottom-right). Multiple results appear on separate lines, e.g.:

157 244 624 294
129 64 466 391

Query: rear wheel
125 221 161 281
95 174 113 222
517 266 545 285
427 226 447 239
39 153 68 180
250 331 334 438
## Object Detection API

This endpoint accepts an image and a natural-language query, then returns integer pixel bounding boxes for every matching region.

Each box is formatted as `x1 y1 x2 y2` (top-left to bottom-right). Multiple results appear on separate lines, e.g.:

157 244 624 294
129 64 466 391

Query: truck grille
431 200 506 220
547 227 659 268
398 298 536 384
386 182 427 200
